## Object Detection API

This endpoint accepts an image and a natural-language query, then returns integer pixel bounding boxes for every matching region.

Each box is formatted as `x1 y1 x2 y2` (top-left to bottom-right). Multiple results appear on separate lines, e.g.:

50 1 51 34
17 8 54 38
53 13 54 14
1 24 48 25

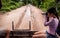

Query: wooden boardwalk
0 4 48 32
0 4 60 38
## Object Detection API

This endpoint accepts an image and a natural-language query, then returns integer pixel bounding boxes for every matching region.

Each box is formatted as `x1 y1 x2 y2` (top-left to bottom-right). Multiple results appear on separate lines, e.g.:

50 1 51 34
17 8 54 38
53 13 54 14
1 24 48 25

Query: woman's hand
32 30 46 38
49 17 53 21
34 30 46 35
32 34 46 38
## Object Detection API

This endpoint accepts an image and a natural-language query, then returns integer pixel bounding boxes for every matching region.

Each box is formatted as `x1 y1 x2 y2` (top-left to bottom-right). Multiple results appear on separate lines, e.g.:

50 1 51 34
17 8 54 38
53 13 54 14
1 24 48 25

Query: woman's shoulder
53 18 59 23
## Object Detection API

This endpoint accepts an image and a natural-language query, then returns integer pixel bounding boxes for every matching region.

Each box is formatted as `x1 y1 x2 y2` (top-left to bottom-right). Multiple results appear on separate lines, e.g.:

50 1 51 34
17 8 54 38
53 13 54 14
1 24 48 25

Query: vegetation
0 0 60 15
0 0 24 12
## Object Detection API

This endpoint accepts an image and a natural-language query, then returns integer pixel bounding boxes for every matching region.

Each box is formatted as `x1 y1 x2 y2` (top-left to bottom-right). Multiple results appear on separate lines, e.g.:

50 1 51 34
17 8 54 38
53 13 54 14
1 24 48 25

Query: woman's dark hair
46 7 59 20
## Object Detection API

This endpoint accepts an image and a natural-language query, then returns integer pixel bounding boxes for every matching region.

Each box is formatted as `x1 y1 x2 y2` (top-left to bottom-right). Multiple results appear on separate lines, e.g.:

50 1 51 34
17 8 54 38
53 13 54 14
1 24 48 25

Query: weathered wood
0 5 47 31
0 30 37 38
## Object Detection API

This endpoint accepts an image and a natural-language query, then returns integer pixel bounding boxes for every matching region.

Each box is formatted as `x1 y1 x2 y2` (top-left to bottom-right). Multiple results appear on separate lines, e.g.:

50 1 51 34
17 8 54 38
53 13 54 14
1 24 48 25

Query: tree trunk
0 0 2 9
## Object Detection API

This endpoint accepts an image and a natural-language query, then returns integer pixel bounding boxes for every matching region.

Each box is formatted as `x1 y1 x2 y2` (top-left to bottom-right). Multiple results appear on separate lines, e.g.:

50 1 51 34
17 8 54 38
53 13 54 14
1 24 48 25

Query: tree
55 0 60 3
12 0 20 2
0 0 2 9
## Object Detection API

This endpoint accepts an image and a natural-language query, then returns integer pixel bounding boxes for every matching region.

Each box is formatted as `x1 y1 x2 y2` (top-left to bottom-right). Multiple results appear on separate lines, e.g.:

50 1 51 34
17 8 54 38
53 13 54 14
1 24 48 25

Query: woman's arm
44 17 54 26
34 30 46 35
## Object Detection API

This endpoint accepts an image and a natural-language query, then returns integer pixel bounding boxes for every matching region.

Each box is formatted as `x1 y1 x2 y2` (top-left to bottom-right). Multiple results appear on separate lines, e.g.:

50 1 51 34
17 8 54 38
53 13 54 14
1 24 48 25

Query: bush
0 0 60 15
0 0 24 13
1 6 11 11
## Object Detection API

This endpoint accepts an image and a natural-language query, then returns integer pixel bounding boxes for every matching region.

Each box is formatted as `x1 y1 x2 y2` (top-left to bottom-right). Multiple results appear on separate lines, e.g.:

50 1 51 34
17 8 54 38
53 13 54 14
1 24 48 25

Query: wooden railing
0 30 37 38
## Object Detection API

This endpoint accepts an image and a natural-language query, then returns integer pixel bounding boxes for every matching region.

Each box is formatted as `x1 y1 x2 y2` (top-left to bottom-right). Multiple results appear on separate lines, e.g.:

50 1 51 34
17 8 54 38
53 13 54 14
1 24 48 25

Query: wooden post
29 21 31 30
12 21 14 38
12 21 14 31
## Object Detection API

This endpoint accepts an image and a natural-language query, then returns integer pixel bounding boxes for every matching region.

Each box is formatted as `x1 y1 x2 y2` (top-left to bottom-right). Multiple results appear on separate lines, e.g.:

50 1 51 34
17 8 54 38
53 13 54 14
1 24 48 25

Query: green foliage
0 0 60 15
1 0 24 12
12 0 20 2
57 3 60 16
39 0 55 11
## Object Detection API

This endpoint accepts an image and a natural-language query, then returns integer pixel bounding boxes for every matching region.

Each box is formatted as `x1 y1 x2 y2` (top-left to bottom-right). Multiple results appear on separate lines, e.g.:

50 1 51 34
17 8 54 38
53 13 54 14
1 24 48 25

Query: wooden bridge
0 4 48 38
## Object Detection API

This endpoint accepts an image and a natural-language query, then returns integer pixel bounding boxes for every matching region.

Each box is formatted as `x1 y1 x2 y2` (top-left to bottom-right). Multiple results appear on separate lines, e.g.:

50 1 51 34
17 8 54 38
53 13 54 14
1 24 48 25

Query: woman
44 7 59 38
32 7 59 38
